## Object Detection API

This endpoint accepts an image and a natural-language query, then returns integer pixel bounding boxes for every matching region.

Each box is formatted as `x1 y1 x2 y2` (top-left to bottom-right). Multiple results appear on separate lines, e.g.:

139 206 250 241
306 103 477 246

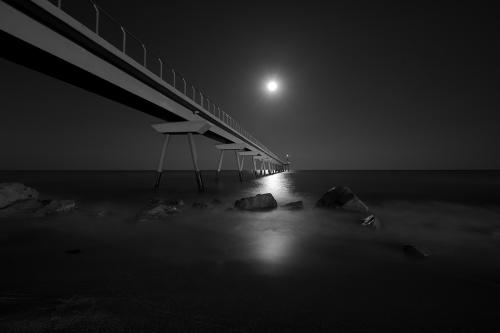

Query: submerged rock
211 198 223 205
234 193 277 211
150 198 184 206
360 214 382 229
403 245 430 259
0 183 39 209
34 200 76 217
0 199 43 218
282 201 304 210
317 186 383 229
316 186 369 213
137 203 180 221
192 201 209 209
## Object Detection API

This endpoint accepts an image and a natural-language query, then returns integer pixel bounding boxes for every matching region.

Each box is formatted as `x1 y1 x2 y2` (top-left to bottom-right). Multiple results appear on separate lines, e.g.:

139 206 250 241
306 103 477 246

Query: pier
0 0 288 190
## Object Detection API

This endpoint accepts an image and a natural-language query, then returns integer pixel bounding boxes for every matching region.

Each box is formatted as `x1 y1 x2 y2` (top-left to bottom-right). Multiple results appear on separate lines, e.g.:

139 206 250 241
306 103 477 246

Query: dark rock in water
65 249 81 254
0 199 43 218
403 245 430 259
234 193 277 211
360 214 382 229
316 186 370 213
192 201 209 209
151 198 184 207
211 198 223 205
282 201 304 210
0 183 39 209
137 203 181 222
34 200 76 217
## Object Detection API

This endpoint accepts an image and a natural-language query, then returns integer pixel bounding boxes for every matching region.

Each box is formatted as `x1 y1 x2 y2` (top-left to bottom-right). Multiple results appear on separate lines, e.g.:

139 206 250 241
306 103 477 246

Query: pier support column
215 143 247 182
188 133 205 192
154 134 170 190
252 156 258 177
235 151 243 182
239 154 246 179
216 150 224 180
151 121 210 191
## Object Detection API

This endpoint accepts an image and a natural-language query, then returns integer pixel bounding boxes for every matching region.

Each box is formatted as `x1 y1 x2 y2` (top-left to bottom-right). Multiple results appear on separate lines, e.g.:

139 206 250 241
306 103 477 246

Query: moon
266 80 278 93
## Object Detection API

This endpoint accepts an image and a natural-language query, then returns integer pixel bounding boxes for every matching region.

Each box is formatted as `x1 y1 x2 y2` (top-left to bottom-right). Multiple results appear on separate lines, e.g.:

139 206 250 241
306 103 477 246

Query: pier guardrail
48 0 277 160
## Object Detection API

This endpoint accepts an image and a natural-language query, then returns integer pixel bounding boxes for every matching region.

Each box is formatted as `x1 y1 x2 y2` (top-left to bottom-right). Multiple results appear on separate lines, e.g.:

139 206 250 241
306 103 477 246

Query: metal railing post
120 26 126 53
57 0 62 8
182 78 187 94
92 4 99 35
200 92 203 107
172 69 176 88
192 86 196 101
142 44 146 67
158 58 163 79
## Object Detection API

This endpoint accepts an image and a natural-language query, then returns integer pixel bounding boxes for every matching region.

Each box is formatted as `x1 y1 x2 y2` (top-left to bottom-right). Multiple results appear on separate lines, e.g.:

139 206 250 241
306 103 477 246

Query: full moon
266 80 278 93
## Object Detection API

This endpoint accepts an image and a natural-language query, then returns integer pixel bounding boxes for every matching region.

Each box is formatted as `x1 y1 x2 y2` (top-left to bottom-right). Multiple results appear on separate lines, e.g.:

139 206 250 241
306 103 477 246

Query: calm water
1 170 500 332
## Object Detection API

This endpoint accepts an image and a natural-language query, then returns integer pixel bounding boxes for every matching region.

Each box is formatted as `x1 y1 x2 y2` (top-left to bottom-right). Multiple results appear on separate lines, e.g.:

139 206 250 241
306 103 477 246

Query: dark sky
1 0 498 170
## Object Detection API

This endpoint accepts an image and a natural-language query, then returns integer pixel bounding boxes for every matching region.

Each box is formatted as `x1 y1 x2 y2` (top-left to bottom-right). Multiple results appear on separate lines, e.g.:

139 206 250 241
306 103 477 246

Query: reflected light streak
255 229 292 263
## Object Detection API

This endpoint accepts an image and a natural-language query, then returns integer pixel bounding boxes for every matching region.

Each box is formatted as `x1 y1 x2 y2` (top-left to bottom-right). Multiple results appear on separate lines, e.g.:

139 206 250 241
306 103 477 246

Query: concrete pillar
216 150 224 180
235 151 242 182
252 156 257 177
187 133 204 192
154 134 170 190
239 155 245 172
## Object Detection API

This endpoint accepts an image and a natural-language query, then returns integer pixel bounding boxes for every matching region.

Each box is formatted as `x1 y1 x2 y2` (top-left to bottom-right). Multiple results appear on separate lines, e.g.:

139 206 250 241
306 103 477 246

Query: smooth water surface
1 170 500 331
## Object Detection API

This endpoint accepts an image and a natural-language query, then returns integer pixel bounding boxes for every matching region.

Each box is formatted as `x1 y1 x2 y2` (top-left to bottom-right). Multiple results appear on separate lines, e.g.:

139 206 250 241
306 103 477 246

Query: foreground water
1 170 500 332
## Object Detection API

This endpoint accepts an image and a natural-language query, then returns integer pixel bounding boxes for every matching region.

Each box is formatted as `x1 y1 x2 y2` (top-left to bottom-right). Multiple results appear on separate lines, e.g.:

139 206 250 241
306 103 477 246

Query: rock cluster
136 198 183 222
316 186 381 229
282 201 304 210
234 193 277 211
0 183 39 209
0 183 76 218
316 186 369 213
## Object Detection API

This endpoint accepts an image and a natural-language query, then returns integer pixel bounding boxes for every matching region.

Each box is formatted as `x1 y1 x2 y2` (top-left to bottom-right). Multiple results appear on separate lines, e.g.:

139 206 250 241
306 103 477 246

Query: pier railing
47 0 276 159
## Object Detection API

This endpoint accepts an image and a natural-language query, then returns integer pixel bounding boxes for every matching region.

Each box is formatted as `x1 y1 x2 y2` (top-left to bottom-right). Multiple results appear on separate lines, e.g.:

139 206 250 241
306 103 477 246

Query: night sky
1 0 498 170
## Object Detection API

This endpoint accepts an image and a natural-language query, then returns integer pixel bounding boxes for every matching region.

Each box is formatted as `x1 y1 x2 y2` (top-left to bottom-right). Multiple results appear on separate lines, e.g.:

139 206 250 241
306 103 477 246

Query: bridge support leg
216 150 224 180
239 155 245 174
253 157 257 177
235 151 243 182
154 134 170 190
187 133 205 192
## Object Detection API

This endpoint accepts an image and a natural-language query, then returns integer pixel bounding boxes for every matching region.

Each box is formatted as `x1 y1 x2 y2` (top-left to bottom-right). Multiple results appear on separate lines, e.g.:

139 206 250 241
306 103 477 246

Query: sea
1 170 500 332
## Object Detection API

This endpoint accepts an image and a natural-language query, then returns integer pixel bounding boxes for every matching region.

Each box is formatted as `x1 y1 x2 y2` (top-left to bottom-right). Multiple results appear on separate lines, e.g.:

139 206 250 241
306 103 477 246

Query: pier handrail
50 0 279 161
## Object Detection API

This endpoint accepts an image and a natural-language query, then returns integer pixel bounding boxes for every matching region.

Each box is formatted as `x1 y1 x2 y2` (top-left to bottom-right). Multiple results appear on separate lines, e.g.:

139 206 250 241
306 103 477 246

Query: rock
316 186 370 213
34 200 76 217
403 245 430 259
137 204 180 221
211 198 223 205
192 201 209 209
234 193 277 211
0 199 43 218
151 198 184 206
360 214 382 229
0 183 39 209
96 210 108 217
282 201 304 210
